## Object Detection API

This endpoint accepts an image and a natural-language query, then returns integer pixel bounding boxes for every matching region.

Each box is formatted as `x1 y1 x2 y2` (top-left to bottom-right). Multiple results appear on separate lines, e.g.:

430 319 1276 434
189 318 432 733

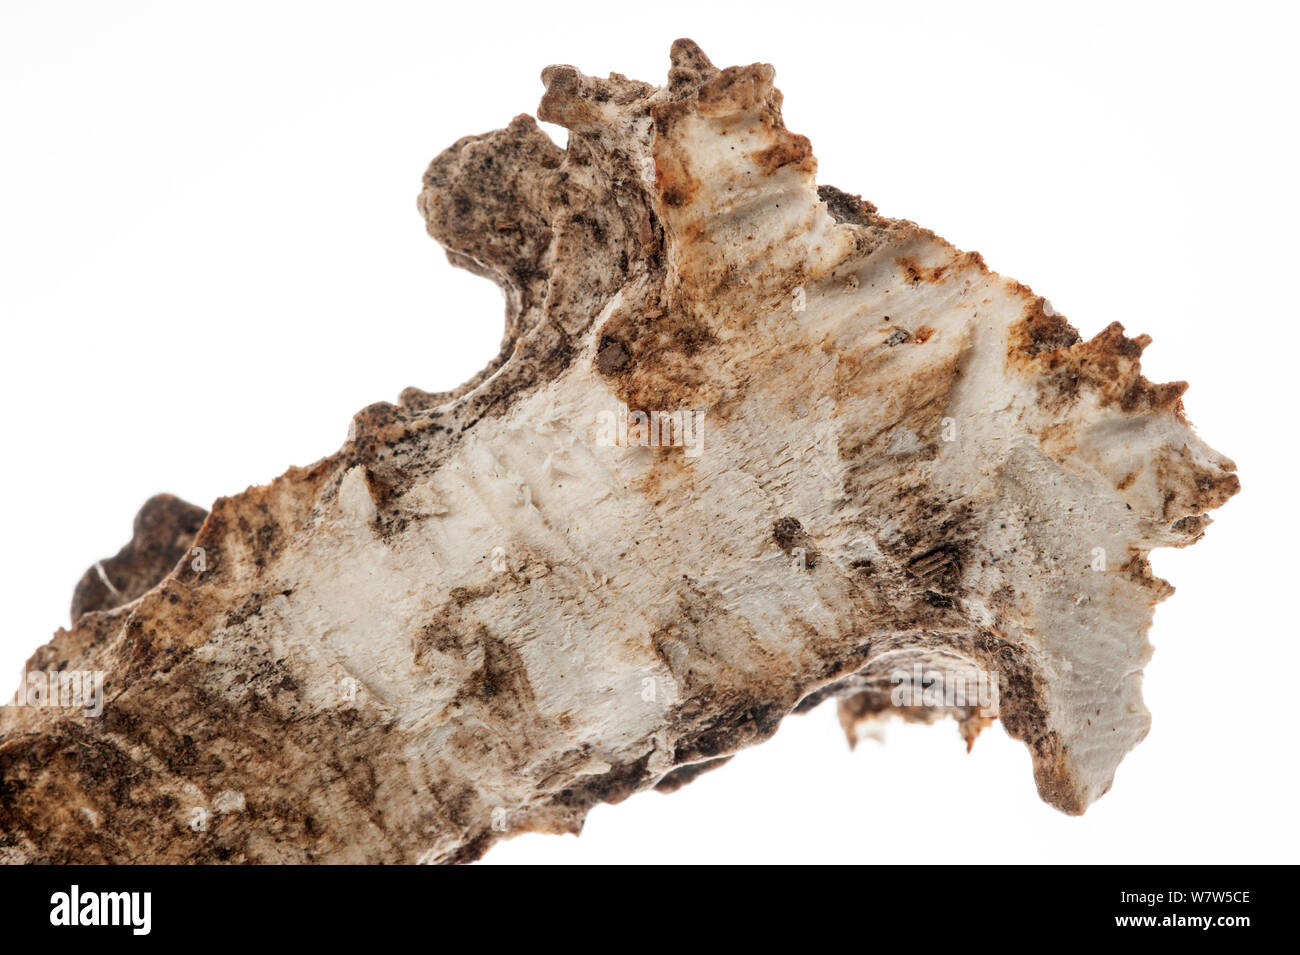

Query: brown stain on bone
1010 295 1189 416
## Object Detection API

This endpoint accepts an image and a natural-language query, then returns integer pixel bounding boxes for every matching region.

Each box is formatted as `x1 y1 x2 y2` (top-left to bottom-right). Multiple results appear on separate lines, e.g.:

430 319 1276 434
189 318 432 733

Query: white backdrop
2 0 1295 864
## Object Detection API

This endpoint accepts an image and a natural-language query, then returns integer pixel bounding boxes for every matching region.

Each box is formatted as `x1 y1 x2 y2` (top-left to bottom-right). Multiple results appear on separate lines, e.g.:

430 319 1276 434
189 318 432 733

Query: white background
2 0 1296 864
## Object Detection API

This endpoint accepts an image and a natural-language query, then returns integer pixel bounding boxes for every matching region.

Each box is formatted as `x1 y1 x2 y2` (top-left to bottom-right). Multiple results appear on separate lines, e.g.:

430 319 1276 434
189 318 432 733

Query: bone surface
0 40 1238 863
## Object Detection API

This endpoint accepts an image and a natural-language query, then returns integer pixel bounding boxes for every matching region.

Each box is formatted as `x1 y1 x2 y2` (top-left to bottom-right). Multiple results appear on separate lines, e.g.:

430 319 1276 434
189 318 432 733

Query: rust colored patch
594 288 718 412
1154 444 1241 520
752 134 814 174
1012 297 1191 416
894 255 953 286
1015 297 1083 356
1120 552 1176 602
654 152 698 208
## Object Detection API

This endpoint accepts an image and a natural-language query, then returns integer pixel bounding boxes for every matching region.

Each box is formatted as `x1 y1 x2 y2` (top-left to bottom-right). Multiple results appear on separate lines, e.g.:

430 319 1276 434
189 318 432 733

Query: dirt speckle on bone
1 38 1237 864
